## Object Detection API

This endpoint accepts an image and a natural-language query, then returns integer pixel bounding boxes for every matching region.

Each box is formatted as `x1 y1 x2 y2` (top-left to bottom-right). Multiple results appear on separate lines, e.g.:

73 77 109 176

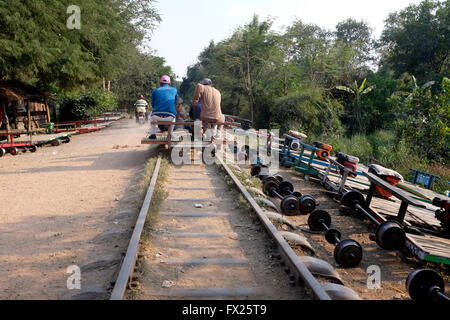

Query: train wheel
0 147 5 157
29 145 37 152
9 147 18 156
51 139 61 146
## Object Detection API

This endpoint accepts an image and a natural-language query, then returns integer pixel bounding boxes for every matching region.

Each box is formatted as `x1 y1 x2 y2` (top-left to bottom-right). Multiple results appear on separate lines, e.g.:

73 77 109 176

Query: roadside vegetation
1 1 447 193
0 0 174 118
141 155 170 236
180 0 449 194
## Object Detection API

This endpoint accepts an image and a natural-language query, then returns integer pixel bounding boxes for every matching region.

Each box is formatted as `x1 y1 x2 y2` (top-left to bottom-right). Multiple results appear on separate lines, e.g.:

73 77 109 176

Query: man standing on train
148 75 178 140
192 78 224 140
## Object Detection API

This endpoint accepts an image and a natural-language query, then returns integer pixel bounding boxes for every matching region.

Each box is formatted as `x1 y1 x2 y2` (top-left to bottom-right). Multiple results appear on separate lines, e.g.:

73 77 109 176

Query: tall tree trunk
249 93 254 124
246 45 254 123
355 96 363 133
284 73 288 96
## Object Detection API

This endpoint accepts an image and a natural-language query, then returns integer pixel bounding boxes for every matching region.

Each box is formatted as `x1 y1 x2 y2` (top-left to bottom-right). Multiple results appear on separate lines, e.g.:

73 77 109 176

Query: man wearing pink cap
148 75 178 140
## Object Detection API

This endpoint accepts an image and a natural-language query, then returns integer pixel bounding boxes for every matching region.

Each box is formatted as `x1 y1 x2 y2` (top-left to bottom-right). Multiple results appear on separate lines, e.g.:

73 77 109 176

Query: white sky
147 0 425 80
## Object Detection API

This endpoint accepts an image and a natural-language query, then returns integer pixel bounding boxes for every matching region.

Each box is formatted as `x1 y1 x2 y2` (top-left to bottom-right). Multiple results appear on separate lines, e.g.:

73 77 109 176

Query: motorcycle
138 111 146 125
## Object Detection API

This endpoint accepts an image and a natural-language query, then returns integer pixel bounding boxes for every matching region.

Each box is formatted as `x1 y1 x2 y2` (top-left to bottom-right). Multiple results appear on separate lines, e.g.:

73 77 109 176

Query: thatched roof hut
0 80 45 101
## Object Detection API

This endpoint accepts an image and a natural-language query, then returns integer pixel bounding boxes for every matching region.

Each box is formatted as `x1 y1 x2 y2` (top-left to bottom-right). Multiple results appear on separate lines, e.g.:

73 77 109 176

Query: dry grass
138 155 169 241
235 194 253 213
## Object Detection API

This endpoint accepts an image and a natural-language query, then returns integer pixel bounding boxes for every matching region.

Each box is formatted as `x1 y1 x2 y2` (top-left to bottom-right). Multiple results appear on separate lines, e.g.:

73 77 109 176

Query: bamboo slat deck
369 197 440 227
406 234 450 264
272 142 450 265
308 165 450 264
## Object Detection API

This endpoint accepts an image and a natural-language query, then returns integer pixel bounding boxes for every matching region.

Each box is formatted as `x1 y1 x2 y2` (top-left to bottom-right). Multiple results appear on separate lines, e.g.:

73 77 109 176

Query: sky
147 0 425 80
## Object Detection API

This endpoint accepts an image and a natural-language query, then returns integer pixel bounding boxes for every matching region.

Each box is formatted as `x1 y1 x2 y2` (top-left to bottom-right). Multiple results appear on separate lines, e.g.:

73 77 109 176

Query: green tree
112 51 174 111
379 0 449 83
336 78 376 132
285 20 332 85
179 62 205 101
0 0 161 92
270 86 343 135
391 77 449 161
180 16 278 125
335 18 376 66
285 19 363 88
57 89 118 121
360 70 401 132
224 16 277 123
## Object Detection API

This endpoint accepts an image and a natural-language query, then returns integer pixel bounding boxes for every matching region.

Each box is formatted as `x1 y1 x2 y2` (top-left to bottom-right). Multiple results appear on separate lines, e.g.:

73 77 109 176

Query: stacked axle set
251 166 364 268
262 177 316 216
251 165 450 299
245 127 450 299
307 210 363 268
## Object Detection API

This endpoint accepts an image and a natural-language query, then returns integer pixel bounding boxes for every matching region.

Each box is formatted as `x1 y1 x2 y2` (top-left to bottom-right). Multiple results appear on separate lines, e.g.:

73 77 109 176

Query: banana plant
336 78 376 132
392 75 435 102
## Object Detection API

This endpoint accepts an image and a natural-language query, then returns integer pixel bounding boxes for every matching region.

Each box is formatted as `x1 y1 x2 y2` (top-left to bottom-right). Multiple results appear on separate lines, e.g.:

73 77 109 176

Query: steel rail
112 152 330 300
110 155 162 300
216 156 331 300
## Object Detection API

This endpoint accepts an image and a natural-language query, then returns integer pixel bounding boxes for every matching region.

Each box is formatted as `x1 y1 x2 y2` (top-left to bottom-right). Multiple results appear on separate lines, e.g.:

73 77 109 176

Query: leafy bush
271 87 344 136
428 163 450 195
307 133 372 164
56 89 118 121
390 77 450 162
310 129 449 194
269 122 281 130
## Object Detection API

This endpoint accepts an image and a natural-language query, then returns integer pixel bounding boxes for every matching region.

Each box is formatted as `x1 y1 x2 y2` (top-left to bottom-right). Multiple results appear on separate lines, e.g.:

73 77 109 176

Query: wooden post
0 99 3 130
2 101 11 143
13 101 17 130
168 124 172 149
33 115 39 129
103 78 106 90
27 100 31 133
44 95 50 123
5 103 10 133
107 81 110 92
397 201 409 224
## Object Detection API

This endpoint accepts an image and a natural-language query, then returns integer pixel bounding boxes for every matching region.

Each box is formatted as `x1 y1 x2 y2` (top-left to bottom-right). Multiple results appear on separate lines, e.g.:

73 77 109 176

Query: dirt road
0 119 154 299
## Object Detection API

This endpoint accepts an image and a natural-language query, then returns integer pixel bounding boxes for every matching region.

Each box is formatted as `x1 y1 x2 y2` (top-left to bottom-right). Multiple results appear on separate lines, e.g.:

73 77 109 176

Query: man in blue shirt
149 75 178 139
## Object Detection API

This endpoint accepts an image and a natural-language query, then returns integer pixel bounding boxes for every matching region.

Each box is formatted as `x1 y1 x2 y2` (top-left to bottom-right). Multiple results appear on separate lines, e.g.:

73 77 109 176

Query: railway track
111 149 363 300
